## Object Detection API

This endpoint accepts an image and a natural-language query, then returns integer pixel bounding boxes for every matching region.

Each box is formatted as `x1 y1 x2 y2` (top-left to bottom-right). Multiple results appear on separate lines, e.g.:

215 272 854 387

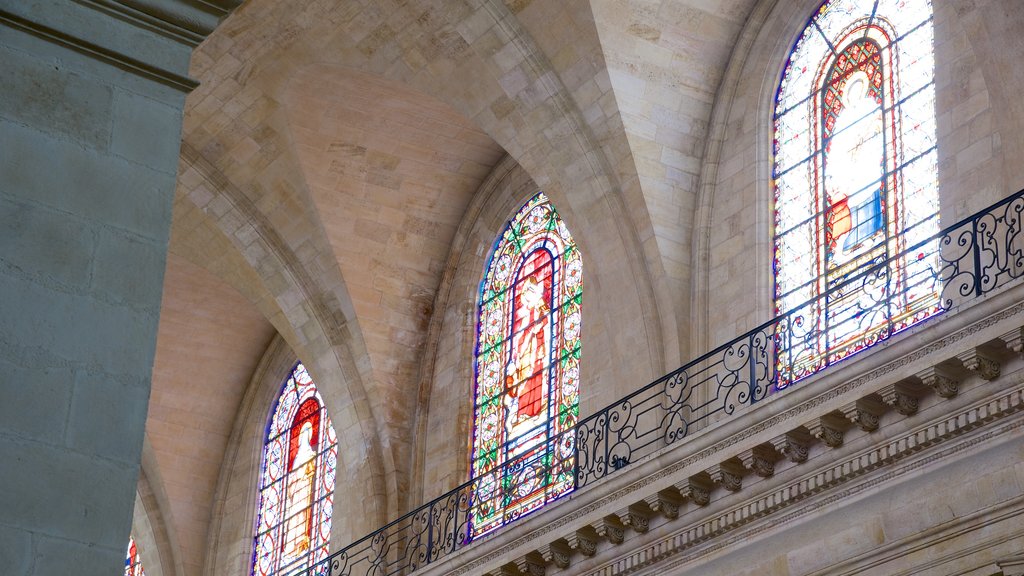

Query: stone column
0 2 239 575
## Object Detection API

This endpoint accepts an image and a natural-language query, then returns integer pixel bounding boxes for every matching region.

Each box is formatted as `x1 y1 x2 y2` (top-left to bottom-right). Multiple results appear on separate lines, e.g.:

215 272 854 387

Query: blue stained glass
773 0 940 386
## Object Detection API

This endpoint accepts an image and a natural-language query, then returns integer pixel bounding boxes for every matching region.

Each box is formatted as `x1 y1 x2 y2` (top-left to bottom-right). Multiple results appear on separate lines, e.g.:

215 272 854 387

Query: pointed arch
252 363 338 576
773 0 940 386
125 536 147 576
470 192 581 537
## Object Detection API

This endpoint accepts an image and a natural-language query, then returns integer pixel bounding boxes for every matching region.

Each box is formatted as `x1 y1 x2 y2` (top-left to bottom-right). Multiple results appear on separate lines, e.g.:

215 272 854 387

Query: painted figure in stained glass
471 193 581 538
252 364 337 576
773 0 940 386
125 536 145 576
281 399 320 559
506 251 553 422
825 67 884 262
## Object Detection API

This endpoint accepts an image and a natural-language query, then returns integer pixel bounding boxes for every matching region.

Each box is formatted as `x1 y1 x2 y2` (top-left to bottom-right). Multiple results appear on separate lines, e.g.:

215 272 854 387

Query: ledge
0 0 242 91
417 281 1024 576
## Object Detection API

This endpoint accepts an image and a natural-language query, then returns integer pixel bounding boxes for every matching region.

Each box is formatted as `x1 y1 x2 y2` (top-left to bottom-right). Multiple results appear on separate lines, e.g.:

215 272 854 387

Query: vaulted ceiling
146 1 765 575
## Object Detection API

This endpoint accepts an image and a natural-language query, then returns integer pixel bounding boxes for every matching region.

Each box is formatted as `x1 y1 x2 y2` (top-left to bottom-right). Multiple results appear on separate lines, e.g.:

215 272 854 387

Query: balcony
316 188 1024 576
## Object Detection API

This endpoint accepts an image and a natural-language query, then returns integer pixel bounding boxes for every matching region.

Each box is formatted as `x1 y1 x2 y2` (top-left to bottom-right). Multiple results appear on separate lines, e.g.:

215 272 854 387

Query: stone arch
177 147 391 541
136 438 186 576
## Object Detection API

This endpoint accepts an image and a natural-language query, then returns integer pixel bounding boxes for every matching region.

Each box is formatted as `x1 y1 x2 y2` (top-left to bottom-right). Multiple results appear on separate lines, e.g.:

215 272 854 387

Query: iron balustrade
308 188 1024 576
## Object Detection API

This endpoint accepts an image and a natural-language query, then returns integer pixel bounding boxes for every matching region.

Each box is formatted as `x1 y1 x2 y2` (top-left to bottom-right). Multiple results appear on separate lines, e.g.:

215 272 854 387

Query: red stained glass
773 0 940 387
252 363 337 576
470 193 581 538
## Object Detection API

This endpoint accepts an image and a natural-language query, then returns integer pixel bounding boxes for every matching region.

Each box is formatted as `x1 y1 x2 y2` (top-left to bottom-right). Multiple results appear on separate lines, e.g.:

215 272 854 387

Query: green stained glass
470 193 581 538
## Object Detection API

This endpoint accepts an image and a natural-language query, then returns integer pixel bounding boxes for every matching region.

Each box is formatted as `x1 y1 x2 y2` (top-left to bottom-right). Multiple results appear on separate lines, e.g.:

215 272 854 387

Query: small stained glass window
125 536 146 576
470 192 581 537
773 0 940 386
252 363 338 576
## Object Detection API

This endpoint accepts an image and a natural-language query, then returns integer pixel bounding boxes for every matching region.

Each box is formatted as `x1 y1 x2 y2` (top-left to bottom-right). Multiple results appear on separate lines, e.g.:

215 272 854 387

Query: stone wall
0 2 237 575
699 0 1024 347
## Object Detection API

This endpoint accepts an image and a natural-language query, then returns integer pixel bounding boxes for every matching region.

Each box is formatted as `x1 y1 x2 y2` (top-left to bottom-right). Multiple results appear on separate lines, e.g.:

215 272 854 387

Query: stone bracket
956 347 1001 380
840 395 887 432
738 445 779 477
707 460 744 492
916 366 961 399
769 430 810 463
805 414 848 448
880 382 922 416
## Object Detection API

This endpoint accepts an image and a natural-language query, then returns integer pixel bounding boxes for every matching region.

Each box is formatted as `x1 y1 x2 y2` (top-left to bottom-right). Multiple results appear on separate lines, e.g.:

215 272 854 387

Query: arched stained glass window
125 536 146 576
470 192 581 537
252 363 337 576
773 0 939 386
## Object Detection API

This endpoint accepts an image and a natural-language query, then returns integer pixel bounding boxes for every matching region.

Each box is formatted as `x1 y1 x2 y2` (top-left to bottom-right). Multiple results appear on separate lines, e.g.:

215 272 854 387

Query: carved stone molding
1001 327 1024 354
643 490 683 519
880 383 921 416
770 432 809 463
514 553 546 576
566 530 598 557
593 517 625 544
537 542 570 569
997 554 1024 576
441 296 1024 576
580 387 1024 576
676 477 711 506
738 445 778 477
840 396 886 432
957 348 1001 380
619 505 652 534
805 415 847 448
707 462 744 492
916 366 961 398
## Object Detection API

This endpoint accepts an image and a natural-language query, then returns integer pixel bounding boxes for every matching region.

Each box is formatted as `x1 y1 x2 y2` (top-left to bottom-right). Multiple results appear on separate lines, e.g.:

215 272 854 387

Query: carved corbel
805 414 848 448
738 445 778 477
592 516 625 544
840 395 887 432
514 553 546 576
537 541 571 570
616 504 652 534
916 366 960 398
675 476 711 506
769 431 810 463
956 348 1001 380
879 382 921 416
707 461 744 492
566 528 598 557
1001 327 1024 354
643 489 684 519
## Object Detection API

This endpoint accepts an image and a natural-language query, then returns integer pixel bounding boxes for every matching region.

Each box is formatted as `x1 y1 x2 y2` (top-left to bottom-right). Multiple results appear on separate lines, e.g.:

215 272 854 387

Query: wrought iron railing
312 188 1024 576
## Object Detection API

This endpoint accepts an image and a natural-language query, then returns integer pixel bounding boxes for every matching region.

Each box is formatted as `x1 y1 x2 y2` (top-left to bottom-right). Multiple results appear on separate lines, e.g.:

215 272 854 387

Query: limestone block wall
0 2 237 575
698 0 1024 347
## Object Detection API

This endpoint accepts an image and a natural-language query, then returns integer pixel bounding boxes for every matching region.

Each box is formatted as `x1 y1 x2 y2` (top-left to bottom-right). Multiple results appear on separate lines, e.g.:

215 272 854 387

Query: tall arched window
773 0 939 386
252 363 337 576
470 192 581 537
125 536 146 576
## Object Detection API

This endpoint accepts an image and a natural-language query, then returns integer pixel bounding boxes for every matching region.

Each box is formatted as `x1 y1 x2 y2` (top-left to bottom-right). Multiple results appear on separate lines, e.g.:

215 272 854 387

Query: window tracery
125 536 146 576
470 192 581 537
773 0 939 386
252 363 337 576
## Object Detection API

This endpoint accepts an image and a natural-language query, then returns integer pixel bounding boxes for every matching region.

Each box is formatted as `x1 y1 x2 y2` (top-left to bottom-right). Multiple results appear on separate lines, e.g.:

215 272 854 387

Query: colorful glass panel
125 536 146 576
773 0 939 386
470 192 581 538
252 363 338 576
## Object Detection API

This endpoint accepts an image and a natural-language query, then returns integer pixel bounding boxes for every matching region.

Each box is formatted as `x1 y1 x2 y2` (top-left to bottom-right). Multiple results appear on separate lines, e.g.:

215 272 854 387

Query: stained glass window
125 536 146 576
470 192 581 537
252 363 337 576
773 0 939 386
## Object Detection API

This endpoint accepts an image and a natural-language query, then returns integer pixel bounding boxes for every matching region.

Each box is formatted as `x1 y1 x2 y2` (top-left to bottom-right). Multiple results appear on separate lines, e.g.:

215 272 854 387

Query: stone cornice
0 0 242 92
417 282 1024 576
